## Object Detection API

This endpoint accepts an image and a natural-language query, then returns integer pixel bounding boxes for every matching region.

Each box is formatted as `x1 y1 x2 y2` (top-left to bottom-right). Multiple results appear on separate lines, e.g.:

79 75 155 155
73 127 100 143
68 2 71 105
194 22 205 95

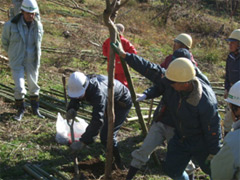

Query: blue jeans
100 102 132 147
164 134 211 180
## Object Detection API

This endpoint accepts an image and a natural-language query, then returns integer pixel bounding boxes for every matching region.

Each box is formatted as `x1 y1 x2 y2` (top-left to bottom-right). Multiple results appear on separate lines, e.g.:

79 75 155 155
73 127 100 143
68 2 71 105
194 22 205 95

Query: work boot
14 99 25 121
30 96 45 119
126 166 139 180
113 146 123 169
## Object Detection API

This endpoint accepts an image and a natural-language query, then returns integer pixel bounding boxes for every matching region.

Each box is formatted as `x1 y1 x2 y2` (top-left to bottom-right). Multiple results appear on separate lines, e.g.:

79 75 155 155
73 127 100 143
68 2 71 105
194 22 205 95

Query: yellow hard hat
174 33 192 49
226 29 240 41
166 57 196 82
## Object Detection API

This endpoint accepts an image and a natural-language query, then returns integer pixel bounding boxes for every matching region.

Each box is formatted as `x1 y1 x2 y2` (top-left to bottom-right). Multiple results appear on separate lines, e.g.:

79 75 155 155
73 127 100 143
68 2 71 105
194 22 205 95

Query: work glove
66 108 77 120
205 154 214 165
70 141 85 153
110 41 126 58
136 94 147 102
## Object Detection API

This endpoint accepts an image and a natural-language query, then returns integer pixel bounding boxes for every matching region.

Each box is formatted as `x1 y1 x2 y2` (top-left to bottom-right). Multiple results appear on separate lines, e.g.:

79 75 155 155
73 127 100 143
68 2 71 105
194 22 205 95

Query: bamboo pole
51 168 68 180
32 164 58 180
23 164 47 180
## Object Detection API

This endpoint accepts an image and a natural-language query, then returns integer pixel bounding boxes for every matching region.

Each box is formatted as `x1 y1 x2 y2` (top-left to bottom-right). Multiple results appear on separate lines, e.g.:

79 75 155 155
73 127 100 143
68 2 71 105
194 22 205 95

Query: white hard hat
225 81 240 107
174 33 192 49
21 0 39 13
67 72 89 98
226 29 240 42
166 57 196 82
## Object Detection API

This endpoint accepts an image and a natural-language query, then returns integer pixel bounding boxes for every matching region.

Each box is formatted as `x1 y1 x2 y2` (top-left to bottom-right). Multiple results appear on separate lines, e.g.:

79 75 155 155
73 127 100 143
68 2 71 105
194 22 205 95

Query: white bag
55 113 88 145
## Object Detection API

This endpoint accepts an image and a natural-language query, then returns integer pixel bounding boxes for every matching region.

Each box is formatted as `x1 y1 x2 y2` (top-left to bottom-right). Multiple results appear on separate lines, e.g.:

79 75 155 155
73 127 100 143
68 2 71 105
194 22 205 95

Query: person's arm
121 38 137 55
1 22 11 52
211 142 235 180
111 42 166 86
199 97 221 155
143 85 162 99
67 98 80 111
80 93 106 145
125 53 165 85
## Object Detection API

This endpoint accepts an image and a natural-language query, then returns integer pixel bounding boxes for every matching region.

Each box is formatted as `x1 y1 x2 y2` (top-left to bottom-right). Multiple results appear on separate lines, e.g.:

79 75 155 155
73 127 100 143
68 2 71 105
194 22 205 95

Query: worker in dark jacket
224 29 240 135
127 48 208 180
66 72 132 167
111 42 222 180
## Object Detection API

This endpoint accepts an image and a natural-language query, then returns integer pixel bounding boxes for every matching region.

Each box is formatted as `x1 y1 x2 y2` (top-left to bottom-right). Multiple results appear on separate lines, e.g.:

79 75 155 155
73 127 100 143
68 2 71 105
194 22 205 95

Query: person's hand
136 94 147 102
66 108 77 120
111 41 126 58
224 90 228 99
205 154 214 165
70 141 85 153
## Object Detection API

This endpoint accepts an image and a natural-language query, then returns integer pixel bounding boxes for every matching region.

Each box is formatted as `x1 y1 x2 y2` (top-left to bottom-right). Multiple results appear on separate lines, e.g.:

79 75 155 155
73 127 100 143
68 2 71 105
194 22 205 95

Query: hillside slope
0 0 237 179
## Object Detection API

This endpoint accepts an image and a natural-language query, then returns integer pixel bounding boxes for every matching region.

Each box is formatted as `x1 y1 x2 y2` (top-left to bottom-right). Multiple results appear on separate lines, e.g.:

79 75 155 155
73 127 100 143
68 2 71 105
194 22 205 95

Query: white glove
70 141 85 152
136 94 147 102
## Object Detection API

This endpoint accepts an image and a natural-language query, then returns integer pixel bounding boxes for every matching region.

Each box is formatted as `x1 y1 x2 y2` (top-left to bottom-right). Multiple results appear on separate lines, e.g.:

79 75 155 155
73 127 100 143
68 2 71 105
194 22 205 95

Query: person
223 29 240 136
111 42 222 180
211 80 240 180
66 72 132 168
102 23 137 88
160 33 197 68
126 48 208 180
2 0 44 121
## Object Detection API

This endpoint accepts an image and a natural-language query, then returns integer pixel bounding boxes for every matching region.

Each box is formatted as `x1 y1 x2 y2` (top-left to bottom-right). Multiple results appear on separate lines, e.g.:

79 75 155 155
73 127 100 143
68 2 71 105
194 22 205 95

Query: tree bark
103 1 119 179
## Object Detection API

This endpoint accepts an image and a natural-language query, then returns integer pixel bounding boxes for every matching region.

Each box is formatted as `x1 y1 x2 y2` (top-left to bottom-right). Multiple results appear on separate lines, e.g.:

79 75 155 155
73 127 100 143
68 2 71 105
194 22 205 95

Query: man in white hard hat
211 80 240 180
111 42 221 180
102 23 137 88
66 72 132 168
223 29 240 136
2 0 44 121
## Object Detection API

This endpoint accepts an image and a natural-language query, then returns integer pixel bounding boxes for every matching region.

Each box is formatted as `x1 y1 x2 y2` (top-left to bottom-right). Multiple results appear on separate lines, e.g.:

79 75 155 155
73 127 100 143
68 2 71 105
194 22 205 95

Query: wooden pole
103 1 116 179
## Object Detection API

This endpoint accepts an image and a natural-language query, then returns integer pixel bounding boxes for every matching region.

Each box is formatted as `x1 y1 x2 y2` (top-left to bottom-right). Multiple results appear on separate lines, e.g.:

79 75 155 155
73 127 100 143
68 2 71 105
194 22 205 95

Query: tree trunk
103 0 124 179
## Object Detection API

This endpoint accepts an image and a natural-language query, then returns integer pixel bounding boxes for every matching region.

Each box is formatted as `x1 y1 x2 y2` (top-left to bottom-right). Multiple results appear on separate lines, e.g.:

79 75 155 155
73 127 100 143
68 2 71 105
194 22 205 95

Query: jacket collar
186 77 202 106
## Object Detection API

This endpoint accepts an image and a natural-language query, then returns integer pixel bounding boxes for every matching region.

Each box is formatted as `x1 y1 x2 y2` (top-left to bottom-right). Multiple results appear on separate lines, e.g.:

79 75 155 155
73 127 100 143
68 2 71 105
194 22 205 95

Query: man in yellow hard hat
223 29 240 136
161 33 197 68
111 42 221 180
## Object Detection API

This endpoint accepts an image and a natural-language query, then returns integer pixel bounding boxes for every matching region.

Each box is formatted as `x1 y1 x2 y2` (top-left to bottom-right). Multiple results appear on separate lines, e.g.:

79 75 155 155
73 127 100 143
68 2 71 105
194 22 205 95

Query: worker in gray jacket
211 80 240 180
111 42 221 180
66 72 132 168
2 0 44 121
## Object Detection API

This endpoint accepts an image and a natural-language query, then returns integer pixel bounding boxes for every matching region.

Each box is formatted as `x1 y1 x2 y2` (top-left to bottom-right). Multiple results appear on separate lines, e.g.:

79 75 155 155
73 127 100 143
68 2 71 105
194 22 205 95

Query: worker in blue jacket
66 72 132 168
126 48 209 180
223 29 240 136
111 42 222 180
